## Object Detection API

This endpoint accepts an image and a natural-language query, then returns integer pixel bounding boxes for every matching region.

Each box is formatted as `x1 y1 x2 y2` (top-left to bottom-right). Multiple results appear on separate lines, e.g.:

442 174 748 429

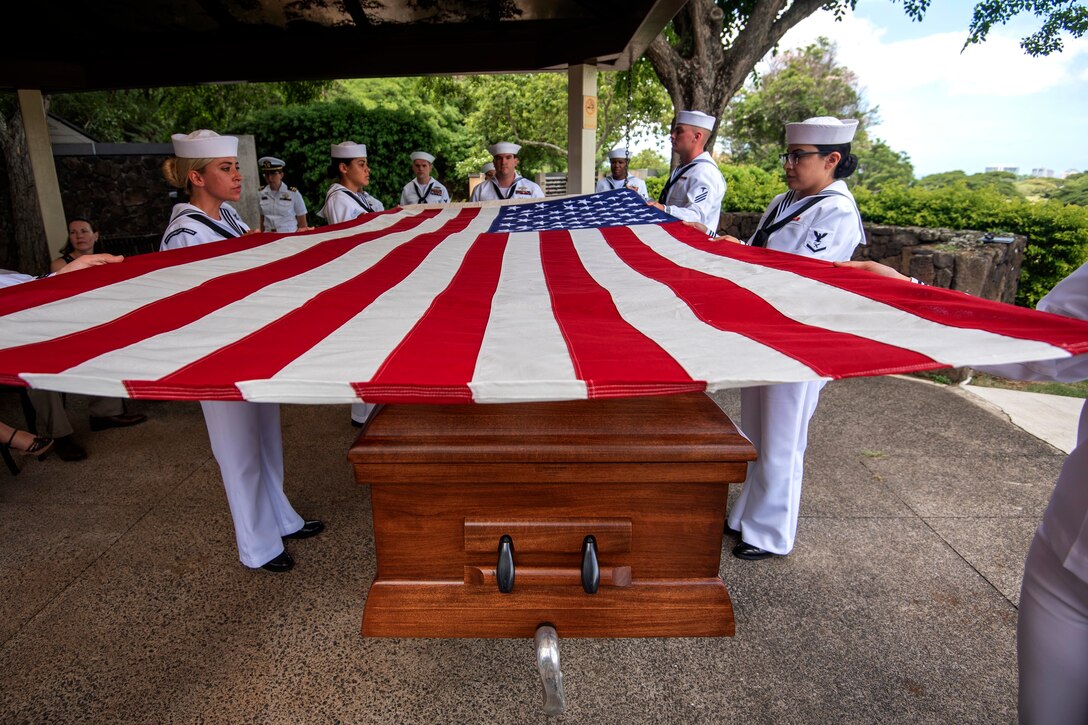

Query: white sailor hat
607 147 629 160
331 141 368 159
410 151 435 164
258 156 285 172
786 117 858 145
171 129 238 159
675 110 716 131
488 142 521 156
481 161 495 173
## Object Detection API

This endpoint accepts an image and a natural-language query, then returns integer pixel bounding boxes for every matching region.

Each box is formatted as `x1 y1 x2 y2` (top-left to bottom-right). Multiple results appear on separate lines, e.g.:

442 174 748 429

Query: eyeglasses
779 151 823 167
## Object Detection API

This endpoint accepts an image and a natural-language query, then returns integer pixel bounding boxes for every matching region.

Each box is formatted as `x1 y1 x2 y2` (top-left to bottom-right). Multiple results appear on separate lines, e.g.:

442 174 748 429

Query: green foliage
628 149 670 177
720 164 787 213
327 78 478 198
645 162 784 215
1052 172 1088 206
723 38 878 172
966 0 1087 55
645 175 665 203
853 183 1088 306
853 140 915 192
49 82 333 142
918 170 1024 199
1016 176 1064 202
462 73 570 175
596 59 674 163
240 99 448 214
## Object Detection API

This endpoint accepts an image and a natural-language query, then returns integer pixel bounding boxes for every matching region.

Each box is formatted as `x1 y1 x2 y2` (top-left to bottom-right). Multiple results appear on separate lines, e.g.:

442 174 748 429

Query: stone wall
52 143 176 245
719 212 1026 304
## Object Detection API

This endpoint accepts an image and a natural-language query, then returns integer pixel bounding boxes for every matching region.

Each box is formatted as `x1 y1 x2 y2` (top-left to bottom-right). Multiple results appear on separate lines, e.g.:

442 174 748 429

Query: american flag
2 189 1086 404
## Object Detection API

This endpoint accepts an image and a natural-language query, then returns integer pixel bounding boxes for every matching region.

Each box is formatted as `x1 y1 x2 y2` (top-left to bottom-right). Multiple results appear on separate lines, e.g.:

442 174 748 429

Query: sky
636 0 1088 179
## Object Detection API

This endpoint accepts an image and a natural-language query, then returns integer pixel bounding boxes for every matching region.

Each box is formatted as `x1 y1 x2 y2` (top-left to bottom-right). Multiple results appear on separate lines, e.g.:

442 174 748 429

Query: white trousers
1018 532 1088 724
201 401 303 568
728 381 825 555
350 402 376 425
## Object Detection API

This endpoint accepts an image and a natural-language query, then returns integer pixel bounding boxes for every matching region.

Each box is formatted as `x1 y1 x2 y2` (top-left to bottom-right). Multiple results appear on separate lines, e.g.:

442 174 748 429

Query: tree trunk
645 0 835 155
0 103 50 274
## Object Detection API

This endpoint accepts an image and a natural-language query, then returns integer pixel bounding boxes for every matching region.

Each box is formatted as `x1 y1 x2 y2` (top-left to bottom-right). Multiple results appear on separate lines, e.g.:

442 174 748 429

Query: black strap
657 162 699 204
183 211 242 239
750 191 844 248
490 176 523 200
415 181 435 203
338 188 374 213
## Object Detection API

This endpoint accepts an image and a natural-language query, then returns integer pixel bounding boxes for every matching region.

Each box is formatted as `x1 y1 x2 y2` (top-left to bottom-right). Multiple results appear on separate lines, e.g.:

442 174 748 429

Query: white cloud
777 10 1088 99
766 8 1088 174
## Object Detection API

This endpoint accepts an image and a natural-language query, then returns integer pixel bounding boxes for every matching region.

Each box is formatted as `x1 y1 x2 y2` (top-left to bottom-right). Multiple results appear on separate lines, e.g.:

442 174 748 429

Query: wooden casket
348 392 756 638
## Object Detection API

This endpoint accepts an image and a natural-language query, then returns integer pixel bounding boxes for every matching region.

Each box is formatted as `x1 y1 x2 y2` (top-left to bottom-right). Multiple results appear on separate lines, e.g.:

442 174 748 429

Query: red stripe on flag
603 225 939 377
539 229 702 397
126 208 481 396
0 230 286 317
359 230 509 402
1 211 444 378
669 223 1088 354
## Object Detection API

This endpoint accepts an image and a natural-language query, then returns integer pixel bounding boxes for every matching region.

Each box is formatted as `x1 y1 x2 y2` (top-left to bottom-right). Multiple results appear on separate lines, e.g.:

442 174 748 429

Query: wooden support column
18 90 67 255
566 65 597 195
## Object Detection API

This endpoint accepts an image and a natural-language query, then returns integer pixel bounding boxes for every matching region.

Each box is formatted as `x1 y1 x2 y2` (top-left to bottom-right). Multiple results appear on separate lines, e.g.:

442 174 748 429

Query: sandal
3 429 54 474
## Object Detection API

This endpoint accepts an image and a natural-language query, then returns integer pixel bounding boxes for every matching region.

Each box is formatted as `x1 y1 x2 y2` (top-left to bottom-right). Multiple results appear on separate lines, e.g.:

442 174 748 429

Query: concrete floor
0 375 1065 723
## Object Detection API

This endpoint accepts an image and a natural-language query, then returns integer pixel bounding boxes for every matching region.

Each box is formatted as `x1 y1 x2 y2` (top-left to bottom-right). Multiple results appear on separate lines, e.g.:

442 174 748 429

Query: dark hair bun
835 153 859 179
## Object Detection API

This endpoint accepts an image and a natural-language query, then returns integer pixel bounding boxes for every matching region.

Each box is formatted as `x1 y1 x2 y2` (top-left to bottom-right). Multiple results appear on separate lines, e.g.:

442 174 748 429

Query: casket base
362 579 733 638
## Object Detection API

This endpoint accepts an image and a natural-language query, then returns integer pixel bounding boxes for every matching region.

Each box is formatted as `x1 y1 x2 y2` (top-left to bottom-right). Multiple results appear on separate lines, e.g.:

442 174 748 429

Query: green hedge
645 163 784 213
238 100 457 217
853 183 1088 307
712 169 1087 308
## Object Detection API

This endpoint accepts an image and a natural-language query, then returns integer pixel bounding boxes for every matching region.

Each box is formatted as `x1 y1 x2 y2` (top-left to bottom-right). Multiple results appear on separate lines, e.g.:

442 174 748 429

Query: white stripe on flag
470 231 587 403
633 224 1072 367
569 227 818 386
0 209 418 350
43 207 467 396
243 208 500 402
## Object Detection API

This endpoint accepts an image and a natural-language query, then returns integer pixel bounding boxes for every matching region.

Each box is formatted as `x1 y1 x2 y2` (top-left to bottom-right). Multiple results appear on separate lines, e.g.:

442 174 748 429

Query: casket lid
348 393 756 465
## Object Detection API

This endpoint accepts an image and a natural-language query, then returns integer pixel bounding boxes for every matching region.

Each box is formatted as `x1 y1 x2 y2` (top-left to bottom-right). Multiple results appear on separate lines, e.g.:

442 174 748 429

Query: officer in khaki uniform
257 156 308 233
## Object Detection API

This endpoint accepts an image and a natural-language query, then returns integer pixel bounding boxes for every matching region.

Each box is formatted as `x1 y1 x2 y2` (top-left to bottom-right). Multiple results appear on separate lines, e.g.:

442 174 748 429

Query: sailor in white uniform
595 147 649 200
317 141 385 225
481 161 496 181
648 110 726 232
837 256 1088 725
724 117 866 561
257 156 308 233
399 151 450 206
955 266 1088 725
317 140 381 427
160 130 323 573
469 142 545 201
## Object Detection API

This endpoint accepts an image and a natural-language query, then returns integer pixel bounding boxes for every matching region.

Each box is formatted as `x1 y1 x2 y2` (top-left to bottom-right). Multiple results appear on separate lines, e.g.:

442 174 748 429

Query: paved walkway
957 379 1082 454
0 376 1078 723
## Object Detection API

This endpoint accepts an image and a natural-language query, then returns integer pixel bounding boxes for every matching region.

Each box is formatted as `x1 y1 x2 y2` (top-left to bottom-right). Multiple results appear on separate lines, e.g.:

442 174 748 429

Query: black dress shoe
90 413 147 431
732 542 779 561
284 520 325 540
350 419 363 428
724 523 740 536
260 550 294 572
54 435 87 462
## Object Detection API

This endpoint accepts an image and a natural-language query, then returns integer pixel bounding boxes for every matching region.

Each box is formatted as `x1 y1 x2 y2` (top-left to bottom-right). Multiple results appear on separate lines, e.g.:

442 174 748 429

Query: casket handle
497 534 515 593
581 535 599 594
